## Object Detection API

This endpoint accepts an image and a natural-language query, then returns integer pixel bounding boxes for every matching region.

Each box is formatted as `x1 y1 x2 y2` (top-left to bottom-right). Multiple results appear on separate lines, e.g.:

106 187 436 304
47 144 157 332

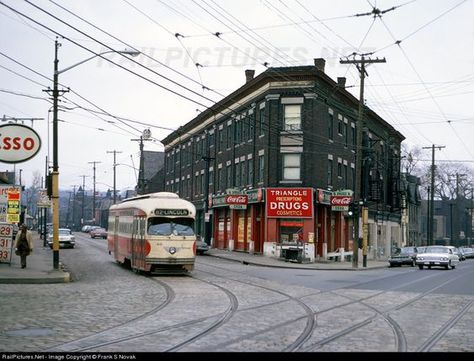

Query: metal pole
51 39 60 269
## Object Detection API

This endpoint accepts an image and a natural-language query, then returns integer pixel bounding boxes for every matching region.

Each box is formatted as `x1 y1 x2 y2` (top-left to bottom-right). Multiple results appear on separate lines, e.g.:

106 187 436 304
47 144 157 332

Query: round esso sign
0 123 41 163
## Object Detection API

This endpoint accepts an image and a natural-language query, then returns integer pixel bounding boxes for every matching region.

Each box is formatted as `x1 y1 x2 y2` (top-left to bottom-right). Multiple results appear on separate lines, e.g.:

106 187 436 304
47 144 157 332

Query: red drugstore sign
266 188 313 218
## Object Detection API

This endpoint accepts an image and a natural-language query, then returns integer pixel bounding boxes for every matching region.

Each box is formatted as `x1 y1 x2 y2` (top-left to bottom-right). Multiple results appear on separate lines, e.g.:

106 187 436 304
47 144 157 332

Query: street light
49 40 139 269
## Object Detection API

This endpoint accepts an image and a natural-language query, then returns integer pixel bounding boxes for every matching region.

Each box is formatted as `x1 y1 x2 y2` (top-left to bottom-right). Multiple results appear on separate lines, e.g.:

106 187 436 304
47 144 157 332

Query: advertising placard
0 186 21 223
331 190 353 212
266 187 313 218
0 223 14 264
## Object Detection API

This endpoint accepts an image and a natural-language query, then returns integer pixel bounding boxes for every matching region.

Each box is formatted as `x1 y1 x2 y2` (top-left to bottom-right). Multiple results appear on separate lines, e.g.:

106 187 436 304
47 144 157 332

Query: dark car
388 246 418 267
196 235 209 255
90 227 107 239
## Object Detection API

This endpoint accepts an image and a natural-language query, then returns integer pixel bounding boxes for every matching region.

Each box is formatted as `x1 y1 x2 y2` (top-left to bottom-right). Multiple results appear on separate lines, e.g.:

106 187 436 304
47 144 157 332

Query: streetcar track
42 267 176 352
198 258 474 352
162 275 239 352
57 237 474 352
417 300 474 352
301 268 474 352
195 265 316 352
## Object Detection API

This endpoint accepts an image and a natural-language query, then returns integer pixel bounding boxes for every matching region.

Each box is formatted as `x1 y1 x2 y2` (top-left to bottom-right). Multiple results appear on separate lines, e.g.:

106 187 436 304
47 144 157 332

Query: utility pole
340 54 386 268
88 161 101 224
71 185 77 231
79 175 88 228
449 172 466 245
202 153 215 245
43 40 68 269
107 150 122 204
422 145 445 245
132 129 152 195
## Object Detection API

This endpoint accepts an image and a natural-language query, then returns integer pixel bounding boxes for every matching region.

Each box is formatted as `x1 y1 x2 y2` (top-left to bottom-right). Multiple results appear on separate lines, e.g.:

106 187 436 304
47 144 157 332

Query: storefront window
279 220 304 243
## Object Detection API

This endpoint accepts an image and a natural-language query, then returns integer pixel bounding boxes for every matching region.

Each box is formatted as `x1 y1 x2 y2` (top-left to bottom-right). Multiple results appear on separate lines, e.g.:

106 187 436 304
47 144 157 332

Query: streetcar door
114 216 119 258
131 217 138 269
131 216 146 270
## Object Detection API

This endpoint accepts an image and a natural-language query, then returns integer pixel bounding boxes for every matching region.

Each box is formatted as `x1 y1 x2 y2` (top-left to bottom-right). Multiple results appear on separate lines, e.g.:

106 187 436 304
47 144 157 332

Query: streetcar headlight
169 247 176 254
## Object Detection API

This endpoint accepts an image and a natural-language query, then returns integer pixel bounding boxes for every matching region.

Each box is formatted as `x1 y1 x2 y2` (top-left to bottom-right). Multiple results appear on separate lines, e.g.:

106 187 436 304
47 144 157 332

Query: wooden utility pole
79 175 89 228
340 54 386 268
107 150 122 204
88 161 101 224
422 145 445 245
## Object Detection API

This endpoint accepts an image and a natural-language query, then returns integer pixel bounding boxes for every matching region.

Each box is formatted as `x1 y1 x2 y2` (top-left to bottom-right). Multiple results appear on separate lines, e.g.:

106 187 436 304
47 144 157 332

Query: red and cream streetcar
107 192 197 274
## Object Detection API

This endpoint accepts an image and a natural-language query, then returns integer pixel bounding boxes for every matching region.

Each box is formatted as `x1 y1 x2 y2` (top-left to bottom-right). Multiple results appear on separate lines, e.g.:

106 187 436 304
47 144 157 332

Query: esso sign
0 124 41 163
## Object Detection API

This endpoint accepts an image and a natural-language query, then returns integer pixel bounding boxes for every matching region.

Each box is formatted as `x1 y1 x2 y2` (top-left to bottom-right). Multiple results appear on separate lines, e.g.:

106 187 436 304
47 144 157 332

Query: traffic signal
348 201 356 217
46 172 53 199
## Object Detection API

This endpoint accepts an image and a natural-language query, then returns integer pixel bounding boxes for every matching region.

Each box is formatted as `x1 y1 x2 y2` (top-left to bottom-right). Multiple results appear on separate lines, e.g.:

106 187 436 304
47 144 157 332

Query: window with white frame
284 104 301 131
282 153 301 180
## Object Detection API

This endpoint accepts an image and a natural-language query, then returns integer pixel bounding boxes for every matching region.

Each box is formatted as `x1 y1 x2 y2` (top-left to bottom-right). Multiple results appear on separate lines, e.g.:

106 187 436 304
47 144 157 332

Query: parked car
447 246 465 261
415 245 459 270
196 235 209 255
90 227 107 239
47 228 75 249
461 247 474 259
388 246 418 267
416 246 427 254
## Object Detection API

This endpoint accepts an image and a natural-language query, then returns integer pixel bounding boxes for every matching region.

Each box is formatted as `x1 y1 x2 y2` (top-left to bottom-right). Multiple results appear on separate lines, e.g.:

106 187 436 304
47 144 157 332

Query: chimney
314 58 325 72
245 69 255 83
337 77 346 88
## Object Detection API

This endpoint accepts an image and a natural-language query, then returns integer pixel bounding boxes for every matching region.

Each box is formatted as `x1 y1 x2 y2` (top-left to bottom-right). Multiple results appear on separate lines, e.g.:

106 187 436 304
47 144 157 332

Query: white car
47 228 75 249
415 245 459 270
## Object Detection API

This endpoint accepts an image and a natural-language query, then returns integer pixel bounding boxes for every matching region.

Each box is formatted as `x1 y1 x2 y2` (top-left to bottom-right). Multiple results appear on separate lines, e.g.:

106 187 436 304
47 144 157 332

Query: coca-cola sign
330 196 352 206
331 191 353 211
225 195 248 205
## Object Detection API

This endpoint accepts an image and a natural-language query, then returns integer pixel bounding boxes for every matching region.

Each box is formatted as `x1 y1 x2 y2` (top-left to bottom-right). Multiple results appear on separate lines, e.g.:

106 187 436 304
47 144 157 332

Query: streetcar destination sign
0 123 42 163
154 209 189 216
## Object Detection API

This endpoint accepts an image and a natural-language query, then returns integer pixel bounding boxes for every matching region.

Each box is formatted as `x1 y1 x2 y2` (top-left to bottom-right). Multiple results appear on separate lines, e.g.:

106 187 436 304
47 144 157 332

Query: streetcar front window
148 217 195 236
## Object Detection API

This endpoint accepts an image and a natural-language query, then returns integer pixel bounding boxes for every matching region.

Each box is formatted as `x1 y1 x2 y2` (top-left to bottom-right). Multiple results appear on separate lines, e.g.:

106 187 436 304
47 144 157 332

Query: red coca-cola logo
225 195 248 205
331 196 352 206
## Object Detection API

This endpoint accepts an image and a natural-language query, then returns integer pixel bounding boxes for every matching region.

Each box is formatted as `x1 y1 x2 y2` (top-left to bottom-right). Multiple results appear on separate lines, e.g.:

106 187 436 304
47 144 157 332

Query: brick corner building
162 59 405 261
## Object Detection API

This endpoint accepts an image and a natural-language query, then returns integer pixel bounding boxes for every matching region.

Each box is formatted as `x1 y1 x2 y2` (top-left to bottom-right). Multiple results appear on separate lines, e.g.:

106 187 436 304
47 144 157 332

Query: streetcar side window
147 217 195 236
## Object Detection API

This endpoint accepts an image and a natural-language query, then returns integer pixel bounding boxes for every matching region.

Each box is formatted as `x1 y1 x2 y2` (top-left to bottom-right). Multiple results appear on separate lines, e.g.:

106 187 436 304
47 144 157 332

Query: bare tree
401 143 423 175
419 162 474 200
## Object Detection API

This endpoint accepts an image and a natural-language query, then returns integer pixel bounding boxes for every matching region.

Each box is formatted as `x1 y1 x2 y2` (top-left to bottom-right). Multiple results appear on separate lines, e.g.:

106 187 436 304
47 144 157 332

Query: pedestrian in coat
14 224 34 269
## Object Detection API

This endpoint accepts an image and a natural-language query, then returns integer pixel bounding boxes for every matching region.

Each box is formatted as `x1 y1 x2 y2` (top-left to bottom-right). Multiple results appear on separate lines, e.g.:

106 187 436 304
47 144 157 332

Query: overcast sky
1 0 473 194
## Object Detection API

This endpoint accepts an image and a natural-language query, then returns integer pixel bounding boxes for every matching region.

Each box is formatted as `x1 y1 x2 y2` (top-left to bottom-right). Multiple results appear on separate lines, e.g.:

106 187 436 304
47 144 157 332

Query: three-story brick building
162 59 405 260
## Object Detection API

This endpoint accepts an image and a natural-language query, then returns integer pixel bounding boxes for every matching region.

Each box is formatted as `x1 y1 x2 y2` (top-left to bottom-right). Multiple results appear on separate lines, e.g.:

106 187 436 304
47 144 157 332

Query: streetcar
107 192 197 274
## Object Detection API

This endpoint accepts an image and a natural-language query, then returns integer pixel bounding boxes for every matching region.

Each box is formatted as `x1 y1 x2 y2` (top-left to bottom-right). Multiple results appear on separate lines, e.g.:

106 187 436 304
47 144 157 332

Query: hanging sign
0 123 42 163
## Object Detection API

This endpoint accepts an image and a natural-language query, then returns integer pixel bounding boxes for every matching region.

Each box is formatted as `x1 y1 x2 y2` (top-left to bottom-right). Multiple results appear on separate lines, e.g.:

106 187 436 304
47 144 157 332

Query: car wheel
418 264 423 270
389 263 393 268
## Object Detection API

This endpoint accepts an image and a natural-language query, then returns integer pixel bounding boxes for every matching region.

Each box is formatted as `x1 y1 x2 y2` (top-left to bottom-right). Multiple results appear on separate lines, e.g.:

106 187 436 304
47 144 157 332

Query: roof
162 64 405 146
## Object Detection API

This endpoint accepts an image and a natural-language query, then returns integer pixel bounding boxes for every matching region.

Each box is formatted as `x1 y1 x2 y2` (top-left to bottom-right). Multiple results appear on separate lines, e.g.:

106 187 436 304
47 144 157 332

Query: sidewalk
0 234 387 284
205 248 388 271
0 233 71 284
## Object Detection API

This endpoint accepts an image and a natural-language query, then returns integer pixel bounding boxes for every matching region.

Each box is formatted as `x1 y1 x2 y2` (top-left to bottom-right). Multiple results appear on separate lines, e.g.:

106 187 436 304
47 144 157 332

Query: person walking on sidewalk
14 224 34 269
